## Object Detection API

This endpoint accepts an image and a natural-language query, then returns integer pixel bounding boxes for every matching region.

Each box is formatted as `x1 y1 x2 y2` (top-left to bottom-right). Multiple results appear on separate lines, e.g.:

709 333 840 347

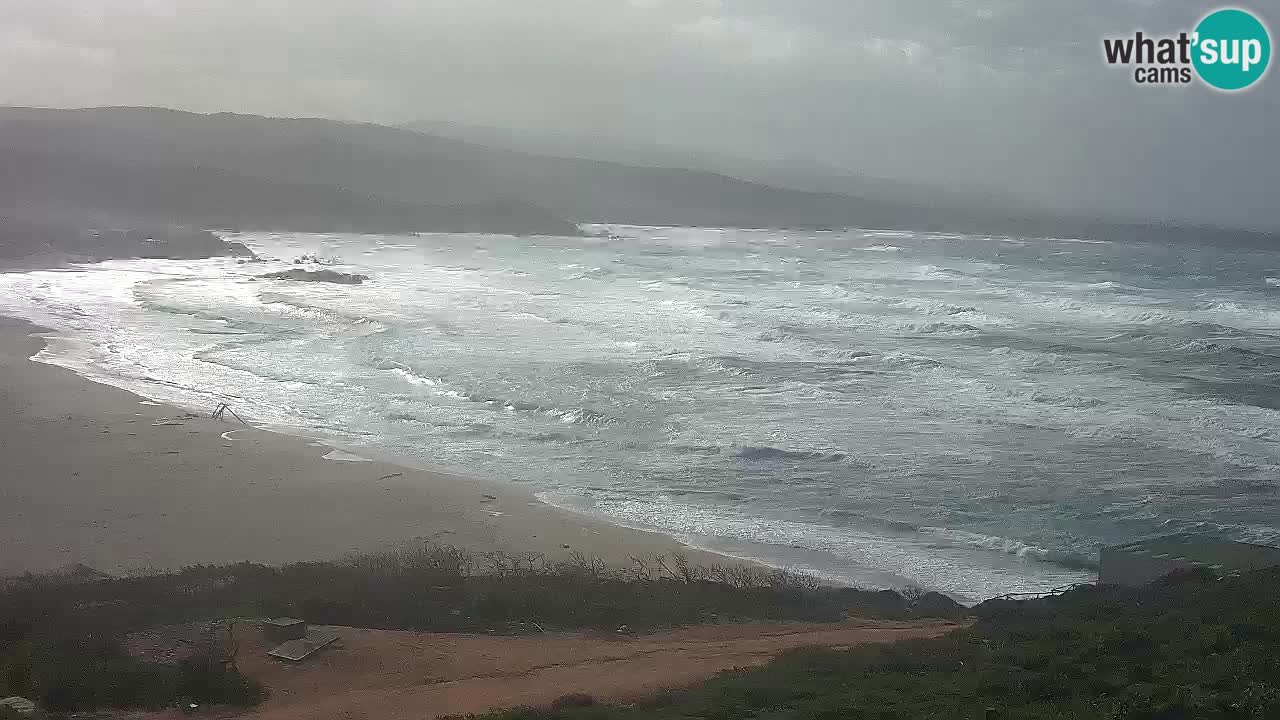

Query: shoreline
0 314 737 578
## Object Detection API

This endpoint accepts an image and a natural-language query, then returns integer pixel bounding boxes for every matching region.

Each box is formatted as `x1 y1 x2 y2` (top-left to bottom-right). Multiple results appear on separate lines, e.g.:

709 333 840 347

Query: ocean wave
1221 523 1280 546
818 508 920 533
1195 300 1280 331
1191 341 1280 368
904 321 982 335
1051 237 1112 245
565 266 614 280
1091 327 1280 361
1043 299 1191 327
387 366 439 387
911 264 964 280
708 355 878 381
853 298 1012 330
726 269 778 280
1002 294 1280 333
662 488 749 502
187 327 249 336
134 299 226 322
323 449 372 462
860 230 915 239
980 289 1200 329
755 325 809 343
256 292 352 323
529 431 575 443
439 387 616 427
734 445 847 462
877 351 943 370
443 423 496 437
1085 280 1148 294
815 347 879 361
1027 389 1105 408
924 527 1099 571
669 443 723 455
192 352 328 388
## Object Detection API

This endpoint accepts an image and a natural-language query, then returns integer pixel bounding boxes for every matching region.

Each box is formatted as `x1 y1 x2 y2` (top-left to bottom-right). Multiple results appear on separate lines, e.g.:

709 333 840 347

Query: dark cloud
1 0 1277 228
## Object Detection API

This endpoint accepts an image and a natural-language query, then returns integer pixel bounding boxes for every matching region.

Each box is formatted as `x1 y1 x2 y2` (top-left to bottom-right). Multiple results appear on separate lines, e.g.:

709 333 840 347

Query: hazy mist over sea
4 226 1280 602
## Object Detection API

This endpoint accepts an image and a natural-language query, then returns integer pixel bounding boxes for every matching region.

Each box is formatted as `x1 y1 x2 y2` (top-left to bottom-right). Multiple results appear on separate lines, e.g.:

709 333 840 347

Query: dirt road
222 620 957 719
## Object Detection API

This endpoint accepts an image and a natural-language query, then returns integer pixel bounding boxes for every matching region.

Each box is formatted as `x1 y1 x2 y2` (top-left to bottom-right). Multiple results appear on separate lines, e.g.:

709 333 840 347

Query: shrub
479 566 1280 719
0 545 960 713
550 693 597 709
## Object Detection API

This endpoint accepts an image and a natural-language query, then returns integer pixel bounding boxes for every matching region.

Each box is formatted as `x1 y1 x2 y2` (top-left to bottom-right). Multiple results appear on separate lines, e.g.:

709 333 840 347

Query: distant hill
0 147 576 236
0 107 577 236
401 118 1020 215
0 106 917 231
2 106 1276 247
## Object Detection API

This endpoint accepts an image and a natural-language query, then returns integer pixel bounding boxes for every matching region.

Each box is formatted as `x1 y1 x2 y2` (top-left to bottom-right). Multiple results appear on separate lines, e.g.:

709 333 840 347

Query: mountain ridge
2 106 1276 247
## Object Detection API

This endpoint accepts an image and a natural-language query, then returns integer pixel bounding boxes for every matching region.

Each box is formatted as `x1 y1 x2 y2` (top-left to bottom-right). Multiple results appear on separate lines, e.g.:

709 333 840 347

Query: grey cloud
1 0 1277 228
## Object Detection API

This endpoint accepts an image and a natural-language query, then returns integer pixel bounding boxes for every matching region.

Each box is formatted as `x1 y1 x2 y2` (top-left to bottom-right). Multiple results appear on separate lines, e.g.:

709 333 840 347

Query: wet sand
0 315 727 577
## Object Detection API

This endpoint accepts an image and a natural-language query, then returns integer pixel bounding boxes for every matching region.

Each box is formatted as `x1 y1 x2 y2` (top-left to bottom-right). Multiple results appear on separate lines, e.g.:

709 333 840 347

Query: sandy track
223 621 958 720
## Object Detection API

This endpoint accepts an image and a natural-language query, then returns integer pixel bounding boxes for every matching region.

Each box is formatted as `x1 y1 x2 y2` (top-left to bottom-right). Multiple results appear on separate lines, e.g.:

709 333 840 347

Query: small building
256 618 340 662
266 626 341 662
258 617 307 643
1099 535 1280 587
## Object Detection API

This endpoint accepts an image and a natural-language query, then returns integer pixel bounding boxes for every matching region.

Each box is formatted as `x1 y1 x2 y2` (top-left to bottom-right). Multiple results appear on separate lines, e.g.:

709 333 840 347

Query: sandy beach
0 315 724 577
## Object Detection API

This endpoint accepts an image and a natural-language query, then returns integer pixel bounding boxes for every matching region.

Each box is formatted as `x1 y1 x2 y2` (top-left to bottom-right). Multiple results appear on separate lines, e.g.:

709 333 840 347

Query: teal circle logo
1192 8 1271 90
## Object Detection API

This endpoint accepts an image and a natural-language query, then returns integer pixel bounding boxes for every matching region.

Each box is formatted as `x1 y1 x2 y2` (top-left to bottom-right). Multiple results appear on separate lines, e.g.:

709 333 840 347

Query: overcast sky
2 0 1278 229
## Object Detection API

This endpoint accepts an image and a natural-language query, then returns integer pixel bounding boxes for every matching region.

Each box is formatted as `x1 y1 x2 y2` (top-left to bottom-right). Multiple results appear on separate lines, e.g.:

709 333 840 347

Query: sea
3 225 1279 603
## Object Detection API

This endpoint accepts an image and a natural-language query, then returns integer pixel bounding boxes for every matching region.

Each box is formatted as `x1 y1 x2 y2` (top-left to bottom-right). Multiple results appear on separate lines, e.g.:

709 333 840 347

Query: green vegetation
14 545 1280 718
0 545 958 713
12 545 1277 718
483 567 1280 720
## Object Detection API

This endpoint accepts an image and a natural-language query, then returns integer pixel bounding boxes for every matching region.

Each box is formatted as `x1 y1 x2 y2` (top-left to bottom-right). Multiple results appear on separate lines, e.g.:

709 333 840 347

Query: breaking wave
924 528 1100 571
734 446 848 462
6 226 1280 600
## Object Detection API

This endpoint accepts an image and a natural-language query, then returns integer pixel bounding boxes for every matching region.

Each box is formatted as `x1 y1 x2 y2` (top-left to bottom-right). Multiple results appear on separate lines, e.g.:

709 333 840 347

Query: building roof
267 627 340 662
1108 535 1280 571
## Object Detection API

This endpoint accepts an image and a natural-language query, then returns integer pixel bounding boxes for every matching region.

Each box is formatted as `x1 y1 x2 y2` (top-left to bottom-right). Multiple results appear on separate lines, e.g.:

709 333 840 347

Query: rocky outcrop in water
258 268 368 284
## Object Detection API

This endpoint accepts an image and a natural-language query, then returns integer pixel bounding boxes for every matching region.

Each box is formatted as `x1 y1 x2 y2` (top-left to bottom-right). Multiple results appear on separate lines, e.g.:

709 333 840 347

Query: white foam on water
323 449 373 462
4 228 1280 600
